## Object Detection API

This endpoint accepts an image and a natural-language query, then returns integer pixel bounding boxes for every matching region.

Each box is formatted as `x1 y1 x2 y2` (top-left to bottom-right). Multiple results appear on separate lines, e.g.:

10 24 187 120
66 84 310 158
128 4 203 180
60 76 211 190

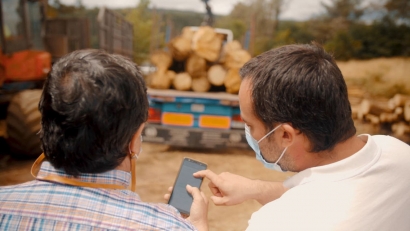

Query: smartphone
168 158 207 215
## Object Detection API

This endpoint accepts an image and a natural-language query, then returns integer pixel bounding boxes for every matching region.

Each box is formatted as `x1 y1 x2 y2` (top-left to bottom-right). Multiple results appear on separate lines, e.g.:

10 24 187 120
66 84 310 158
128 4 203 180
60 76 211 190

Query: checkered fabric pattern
0 161 195 231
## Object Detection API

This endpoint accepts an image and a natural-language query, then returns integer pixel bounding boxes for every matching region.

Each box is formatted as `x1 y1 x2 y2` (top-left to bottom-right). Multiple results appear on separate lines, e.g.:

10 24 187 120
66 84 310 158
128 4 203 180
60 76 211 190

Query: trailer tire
6 89 43 157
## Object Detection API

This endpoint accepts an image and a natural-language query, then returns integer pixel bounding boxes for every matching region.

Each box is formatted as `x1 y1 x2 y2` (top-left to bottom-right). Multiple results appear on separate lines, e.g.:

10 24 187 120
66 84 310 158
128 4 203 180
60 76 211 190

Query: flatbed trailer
142 88 248 149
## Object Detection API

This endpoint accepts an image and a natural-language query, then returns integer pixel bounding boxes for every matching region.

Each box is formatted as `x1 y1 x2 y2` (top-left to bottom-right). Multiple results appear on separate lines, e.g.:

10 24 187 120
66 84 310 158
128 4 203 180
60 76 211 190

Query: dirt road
0 142 294 231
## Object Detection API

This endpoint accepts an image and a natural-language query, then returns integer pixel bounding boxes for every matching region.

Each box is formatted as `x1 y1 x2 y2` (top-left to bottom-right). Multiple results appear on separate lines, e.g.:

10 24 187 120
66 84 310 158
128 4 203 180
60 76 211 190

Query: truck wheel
6 89 43 157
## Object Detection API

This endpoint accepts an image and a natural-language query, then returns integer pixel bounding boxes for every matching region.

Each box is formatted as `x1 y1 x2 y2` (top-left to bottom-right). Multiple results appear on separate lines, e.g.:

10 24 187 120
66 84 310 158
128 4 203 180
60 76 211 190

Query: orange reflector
199 115 231 129
162 112 194 127
148 108 161 123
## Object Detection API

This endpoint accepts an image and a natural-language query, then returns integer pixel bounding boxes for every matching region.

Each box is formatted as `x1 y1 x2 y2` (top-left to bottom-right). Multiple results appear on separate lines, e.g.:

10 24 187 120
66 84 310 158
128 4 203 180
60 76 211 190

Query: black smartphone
168 157 207 215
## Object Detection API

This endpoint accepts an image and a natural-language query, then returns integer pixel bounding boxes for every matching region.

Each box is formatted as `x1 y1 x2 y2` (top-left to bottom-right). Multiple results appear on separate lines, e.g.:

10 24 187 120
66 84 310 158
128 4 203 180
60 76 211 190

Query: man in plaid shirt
0 50 208 231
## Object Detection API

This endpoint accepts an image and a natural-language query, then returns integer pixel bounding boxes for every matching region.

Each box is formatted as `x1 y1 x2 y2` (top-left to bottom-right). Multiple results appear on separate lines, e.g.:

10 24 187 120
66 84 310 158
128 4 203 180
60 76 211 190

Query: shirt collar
38 161 131 187
284 134 381 188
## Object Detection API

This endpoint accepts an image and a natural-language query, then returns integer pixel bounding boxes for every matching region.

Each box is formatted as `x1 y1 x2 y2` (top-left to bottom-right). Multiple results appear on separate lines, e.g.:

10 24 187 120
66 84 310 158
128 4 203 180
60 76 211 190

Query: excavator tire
6 89 43 157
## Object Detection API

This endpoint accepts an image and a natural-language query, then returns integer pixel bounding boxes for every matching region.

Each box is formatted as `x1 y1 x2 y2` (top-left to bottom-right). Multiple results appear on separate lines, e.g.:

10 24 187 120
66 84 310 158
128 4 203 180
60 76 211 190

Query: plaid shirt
0 161 196 231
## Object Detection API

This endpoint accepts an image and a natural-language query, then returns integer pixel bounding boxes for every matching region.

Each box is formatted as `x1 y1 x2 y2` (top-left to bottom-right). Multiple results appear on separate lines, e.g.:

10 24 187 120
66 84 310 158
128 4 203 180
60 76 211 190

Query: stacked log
148 26 252 94
353 93 410 141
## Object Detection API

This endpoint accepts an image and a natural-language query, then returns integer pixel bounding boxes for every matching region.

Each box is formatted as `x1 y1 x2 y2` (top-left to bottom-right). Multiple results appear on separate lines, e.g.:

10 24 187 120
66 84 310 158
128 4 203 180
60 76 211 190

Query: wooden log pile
147 26 252 94
352 93 410 141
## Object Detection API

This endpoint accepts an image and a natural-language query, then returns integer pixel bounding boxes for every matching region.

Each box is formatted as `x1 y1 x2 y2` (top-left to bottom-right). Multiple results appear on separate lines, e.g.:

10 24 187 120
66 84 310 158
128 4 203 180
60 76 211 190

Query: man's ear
280 124 296 148
129 123 145 154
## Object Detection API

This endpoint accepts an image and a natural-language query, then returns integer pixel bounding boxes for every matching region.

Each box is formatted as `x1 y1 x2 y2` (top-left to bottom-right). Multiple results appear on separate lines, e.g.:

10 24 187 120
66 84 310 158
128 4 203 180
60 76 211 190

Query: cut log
208 65 227 86
404 101 410 122
173 72 192 91
192 26 222 62
359 99 392 117
364 114 380 125
224 68 241 94
347 87 365 98
392 122 410 136
351 105 360 119
379 112 399 123
224 49 252 69
168 36 191 61
223 40 242 54
186 54 207 78
388 94 410 109
166 70 176 82
349 96 362 106
220 40 242 63
394 107 403 116
181 27 195 41
192 75 211 92
149 70 173 89
150 50 172 71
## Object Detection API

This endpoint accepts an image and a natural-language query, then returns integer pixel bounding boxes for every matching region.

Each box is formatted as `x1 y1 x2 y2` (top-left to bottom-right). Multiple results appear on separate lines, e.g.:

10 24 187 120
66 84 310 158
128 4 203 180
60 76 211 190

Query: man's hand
186 185 208 231
163 186 209 231
193 170 256 206
194 169 288 206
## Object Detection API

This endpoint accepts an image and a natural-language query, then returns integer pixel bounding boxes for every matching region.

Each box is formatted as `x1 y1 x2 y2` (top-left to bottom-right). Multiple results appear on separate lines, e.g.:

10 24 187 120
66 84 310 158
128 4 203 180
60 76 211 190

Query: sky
60 0 333 21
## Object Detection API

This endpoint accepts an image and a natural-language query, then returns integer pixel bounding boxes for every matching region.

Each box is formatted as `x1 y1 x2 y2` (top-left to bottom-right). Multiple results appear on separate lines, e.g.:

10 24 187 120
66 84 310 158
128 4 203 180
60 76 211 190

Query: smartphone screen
168 158 207 215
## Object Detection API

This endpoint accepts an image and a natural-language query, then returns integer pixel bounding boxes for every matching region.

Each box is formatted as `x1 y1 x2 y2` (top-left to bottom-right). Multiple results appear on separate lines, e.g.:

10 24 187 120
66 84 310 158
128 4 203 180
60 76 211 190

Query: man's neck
313 135 367 167
115 156 132 172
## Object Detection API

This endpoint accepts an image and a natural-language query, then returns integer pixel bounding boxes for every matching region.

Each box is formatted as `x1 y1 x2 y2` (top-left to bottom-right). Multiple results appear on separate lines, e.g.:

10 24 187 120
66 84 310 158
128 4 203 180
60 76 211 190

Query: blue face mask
245 124 288 172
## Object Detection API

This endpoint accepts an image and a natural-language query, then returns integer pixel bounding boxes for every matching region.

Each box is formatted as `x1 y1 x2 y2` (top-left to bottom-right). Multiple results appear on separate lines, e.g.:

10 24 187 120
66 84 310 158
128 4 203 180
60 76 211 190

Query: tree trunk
388 94 410 109
149 69 174 89
168 36 192 61
392 122 410 136
173 72 192 91
192 75 211 92
379 112 399 123
364 114 380 125
186 54 207 78
359 99 392 117
224 68 241 94
192 26 222 62
150 50 172 71
404 100 410 122
220 40 242 63
224 49 252 70
207 65 227 86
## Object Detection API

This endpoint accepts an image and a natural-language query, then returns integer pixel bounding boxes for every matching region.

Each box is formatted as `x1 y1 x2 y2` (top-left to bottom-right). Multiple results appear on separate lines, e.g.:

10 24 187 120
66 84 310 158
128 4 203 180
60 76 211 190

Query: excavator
0 0 133 157
0 0 50 157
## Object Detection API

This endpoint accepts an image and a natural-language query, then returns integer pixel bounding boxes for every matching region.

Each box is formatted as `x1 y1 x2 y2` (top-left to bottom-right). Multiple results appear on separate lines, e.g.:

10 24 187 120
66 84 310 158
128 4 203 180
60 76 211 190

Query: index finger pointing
193 169 221 184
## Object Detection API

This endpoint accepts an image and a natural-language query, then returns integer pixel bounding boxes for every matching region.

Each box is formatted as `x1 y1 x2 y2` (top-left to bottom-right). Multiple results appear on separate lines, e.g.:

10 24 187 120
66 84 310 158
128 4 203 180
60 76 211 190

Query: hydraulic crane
201 0 213 26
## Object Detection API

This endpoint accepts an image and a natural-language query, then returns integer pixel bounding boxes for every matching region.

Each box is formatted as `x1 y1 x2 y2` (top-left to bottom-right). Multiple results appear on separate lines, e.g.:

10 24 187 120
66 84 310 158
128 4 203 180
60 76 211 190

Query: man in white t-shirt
186 43 410 230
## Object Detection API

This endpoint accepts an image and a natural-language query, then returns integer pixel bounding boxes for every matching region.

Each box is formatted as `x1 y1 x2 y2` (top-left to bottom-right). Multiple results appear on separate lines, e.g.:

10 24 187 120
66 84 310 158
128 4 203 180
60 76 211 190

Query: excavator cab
0 0 51 84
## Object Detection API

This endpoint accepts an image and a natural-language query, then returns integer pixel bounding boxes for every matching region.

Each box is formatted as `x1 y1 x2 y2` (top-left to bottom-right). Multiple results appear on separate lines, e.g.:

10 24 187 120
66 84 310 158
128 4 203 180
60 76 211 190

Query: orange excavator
0 0 133 157
0 0 51 84
0 0 51 157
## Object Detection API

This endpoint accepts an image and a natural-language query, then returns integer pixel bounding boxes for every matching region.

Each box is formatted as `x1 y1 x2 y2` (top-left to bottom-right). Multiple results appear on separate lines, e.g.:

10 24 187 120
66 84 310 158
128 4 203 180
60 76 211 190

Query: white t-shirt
247 134 410 231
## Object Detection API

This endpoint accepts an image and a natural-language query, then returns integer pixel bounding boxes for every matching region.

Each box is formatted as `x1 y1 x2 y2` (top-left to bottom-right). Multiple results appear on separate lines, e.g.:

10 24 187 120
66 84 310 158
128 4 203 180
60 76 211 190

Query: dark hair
240 43 355 152
39 49 148 176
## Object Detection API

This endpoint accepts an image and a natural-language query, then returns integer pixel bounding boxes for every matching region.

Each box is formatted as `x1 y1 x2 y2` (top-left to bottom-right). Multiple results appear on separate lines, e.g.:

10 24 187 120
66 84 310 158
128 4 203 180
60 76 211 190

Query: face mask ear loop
275 146 288 164
257 124 282 143
129 144 138 193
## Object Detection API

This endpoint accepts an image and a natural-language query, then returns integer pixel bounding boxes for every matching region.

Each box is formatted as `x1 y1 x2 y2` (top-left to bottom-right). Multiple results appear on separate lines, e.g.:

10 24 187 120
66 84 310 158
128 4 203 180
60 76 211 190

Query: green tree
125 0 154 64
214 0 288 55
385 0 410 21
321 0 364 21
324 31 361 60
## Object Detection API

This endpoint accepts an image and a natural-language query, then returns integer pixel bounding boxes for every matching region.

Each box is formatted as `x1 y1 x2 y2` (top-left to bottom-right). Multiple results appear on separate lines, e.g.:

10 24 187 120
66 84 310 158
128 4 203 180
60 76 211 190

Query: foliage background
47 0 410 97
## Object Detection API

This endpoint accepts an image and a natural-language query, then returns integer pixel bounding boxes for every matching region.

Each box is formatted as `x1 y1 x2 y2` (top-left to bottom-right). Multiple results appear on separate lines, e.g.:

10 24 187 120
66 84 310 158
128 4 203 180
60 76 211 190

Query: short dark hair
39 49 148 176
240 43 355 152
